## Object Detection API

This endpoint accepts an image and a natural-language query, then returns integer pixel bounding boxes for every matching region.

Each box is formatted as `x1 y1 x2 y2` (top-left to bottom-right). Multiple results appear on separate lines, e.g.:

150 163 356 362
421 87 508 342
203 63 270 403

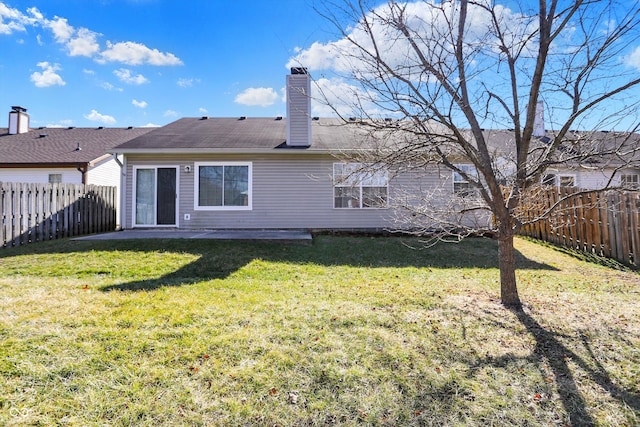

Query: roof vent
275 116 283 121
200 116 208 120
75 143 82 151
67 126 75 129
39 133 48 138
312 117 319 121
349 117 357 122
127 126 133 129
384 117 393 122
239 116 246 121
97 126 104 130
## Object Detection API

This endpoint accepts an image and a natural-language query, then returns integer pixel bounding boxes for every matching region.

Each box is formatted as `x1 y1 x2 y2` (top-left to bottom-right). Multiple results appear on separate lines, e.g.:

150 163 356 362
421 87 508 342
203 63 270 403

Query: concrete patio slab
73 229 313 241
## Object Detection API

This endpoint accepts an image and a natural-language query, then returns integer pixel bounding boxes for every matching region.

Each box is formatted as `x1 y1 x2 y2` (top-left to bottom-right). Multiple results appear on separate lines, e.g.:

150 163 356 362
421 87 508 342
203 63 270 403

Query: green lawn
0 236 638 426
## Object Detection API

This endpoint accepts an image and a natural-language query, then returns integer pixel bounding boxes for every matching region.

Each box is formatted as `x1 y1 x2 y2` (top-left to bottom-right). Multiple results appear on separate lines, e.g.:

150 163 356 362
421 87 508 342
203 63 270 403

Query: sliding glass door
134 167 177 226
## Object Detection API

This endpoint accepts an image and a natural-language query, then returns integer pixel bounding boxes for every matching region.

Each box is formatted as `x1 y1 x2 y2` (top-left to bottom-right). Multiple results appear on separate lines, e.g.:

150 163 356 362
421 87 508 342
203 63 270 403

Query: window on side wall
195 162 252 210
48 173 62 184
453 164 478 196
621 173 639 190
333 163 388 209
542 173 575 188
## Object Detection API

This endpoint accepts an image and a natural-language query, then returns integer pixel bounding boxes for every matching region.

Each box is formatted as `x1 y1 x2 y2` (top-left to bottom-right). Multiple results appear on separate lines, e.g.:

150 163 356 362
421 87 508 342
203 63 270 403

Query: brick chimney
286 67 311 147
8 106 29 135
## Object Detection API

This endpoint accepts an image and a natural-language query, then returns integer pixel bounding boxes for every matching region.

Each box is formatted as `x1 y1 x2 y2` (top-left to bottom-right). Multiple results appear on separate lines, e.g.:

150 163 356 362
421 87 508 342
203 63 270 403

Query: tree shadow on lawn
456 301 640 427
0 235 556 292
93 235 556 292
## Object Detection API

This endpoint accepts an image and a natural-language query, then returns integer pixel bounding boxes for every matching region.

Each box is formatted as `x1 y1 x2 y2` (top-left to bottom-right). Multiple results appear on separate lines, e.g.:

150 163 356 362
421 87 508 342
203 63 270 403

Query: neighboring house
0 106 155 225
0 107 153 186
112 69 639 231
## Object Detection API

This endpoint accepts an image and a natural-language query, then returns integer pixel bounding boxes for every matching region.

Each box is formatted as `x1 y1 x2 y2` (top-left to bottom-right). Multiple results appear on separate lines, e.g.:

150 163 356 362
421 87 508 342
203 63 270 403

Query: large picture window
195 162 252 210
333 163 388 209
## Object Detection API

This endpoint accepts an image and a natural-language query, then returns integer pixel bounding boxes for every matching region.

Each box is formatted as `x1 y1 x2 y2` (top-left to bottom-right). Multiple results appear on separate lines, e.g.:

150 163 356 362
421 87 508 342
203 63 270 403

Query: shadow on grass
512 307 640 426
102 236 556 292
0 235 556 292
460 303 640 427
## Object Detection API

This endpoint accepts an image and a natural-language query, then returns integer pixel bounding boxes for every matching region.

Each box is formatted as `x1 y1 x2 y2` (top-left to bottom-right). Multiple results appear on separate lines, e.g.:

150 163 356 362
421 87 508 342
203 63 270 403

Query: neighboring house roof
112 117 364 154
0 126 155 166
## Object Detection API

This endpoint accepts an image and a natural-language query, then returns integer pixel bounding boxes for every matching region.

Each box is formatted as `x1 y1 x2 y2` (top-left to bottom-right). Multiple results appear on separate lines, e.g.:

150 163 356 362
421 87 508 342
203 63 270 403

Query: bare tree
304 0 640 308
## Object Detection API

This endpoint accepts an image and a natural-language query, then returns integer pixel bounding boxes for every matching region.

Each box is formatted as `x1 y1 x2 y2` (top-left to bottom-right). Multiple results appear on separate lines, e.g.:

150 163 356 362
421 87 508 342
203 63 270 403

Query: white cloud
141 122 161 128
1 4 181 66
0 3 34 35
287 1 537 78
625 46 640 70
30 62 65 87
100 81 123 92
113 68 149 85
83 68 95 75
100 41 183 66
164 110 179 118
234 87 279 107
132 99 148 108
46 16 73 42
310 77 382 117
67 28 100 57
177 77 200 88
84 109 116 125
199 107 208 114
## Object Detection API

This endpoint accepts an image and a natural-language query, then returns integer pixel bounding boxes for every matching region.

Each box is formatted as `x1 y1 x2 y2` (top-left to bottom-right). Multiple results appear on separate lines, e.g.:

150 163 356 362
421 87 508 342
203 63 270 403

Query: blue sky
2 0 640 130
0 0 334 128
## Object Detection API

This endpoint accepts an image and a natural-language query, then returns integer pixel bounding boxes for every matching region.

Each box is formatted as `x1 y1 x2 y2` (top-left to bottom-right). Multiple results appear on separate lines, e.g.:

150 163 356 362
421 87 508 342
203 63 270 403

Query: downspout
77 164 88 185
115 154 126 230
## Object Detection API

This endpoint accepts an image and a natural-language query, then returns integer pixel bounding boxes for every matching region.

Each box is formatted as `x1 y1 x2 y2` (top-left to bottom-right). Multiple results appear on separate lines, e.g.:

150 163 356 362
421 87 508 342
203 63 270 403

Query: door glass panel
157 168 176 225
135 169 155 225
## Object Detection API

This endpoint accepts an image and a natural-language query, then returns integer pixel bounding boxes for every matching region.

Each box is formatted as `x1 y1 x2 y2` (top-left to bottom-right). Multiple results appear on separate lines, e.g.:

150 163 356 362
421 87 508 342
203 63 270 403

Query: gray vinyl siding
122 153 445 230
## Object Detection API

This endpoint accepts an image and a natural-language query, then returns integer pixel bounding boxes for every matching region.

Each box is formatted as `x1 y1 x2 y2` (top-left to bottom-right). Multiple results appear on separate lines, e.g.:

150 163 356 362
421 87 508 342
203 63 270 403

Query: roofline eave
108 148 363 155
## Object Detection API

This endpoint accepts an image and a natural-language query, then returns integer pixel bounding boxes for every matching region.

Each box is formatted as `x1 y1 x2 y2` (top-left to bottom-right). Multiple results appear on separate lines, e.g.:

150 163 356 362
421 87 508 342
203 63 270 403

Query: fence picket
1 182 117 249
518 187 639 267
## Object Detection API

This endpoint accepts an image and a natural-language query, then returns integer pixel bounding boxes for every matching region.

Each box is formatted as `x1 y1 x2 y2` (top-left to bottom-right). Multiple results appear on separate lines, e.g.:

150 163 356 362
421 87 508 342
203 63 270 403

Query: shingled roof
0 126 155 165
112 117 365 153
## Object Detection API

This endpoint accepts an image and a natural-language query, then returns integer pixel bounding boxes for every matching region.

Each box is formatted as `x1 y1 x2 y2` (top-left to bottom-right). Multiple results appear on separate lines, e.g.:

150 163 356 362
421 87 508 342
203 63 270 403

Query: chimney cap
290 67 308 75
11 106 27 113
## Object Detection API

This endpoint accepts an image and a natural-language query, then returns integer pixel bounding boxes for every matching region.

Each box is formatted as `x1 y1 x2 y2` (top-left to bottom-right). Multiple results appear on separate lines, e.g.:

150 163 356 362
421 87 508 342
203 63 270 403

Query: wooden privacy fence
516 187 640 266
1 182 117 248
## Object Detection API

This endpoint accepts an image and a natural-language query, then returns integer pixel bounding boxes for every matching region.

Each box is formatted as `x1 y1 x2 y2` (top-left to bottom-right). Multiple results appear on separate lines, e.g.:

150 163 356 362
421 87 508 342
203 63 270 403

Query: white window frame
453 164 479 195
194 162 252 211
333 163 388 209
48 173 62 184
621 173 639 190
558 174 576 188
542 173 576 188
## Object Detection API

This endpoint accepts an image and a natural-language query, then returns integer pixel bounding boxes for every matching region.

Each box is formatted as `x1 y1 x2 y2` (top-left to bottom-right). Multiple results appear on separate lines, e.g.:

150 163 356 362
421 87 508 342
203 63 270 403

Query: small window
195 162 252 210
621 174 639 190
333 163 388 208
453 164 478 196
542 174 575 188
542 174 556 187
48 173 62 183
559 175 575 187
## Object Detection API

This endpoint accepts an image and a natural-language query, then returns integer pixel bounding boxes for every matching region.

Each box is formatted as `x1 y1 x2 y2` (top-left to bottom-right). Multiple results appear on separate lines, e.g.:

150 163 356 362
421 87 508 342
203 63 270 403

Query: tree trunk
498 226 522 309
